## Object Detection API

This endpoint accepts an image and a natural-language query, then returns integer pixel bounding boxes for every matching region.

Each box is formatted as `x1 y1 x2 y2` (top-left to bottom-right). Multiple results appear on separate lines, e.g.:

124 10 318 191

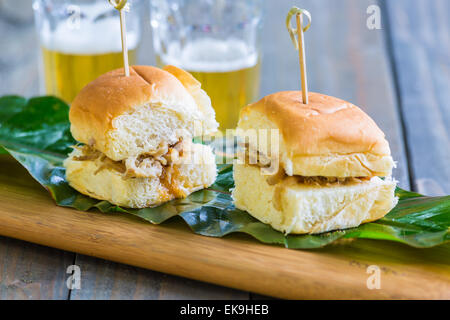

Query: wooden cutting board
0 155 448 299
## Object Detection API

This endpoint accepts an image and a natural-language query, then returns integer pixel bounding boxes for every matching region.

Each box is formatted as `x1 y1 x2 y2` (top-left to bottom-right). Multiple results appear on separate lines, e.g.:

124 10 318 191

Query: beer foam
160 38 258 72
40 3 139 54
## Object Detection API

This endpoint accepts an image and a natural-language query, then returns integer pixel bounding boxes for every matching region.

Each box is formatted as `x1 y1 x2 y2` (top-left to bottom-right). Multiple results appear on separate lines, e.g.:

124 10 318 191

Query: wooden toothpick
286 7 312 104
296 13 308 104
109 0 130 77
119 8 129 77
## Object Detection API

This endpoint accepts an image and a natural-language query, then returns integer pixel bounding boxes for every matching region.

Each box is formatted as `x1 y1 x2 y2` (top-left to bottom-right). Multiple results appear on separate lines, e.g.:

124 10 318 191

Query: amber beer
39 11 140 103
157 39 261 130
188 64 260 131
42 48 137 103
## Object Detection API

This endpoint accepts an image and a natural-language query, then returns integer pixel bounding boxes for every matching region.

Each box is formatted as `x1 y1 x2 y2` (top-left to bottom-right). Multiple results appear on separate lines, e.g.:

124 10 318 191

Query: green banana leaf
0 95 449 249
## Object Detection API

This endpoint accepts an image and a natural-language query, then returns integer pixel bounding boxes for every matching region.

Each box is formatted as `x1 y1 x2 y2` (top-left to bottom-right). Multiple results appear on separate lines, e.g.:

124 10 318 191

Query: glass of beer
33 0 142 103
150 0 263 130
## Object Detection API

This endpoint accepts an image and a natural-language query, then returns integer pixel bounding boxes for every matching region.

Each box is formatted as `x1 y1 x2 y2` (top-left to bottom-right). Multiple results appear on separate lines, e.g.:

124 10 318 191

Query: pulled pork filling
72 139 185 179
266 170 370 187
241 146 370 186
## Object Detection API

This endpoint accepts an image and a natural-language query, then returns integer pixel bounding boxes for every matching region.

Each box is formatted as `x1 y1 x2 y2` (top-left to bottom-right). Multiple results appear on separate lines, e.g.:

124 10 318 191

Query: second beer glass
150 0 263 130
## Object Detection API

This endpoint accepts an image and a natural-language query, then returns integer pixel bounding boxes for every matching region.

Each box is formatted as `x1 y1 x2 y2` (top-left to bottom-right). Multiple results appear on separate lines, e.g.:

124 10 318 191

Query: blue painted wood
70 254 248 300
385 0 450 195
0 156 73 300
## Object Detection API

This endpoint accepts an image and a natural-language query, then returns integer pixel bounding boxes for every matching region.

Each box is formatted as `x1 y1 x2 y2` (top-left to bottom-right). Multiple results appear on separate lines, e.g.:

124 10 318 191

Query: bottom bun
64 143 217 208
232 164 398 234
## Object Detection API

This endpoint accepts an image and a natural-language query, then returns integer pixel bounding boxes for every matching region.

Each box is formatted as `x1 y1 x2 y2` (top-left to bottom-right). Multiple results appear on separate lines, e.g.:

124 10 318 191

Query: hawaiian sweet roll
69 65 218 161
232 91 398 234
64 65 218 208
237 91 394 177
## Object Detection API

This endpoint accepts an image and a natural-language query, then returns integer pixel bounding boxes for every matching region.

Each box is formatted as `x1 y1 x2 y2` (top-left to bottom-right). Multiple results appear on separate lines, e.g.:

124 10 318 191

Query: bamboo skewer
296 13 308 104
286 7 312 104
109 0 130 77
119 9 129 76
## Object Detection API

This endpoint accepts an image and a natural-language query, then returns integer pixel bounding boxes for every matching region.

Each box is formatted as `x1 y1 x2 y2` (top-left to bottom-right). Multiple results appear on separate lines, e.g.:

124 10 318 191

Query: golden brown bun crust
163 65 201 91
240 91 390 156
69 65 198 152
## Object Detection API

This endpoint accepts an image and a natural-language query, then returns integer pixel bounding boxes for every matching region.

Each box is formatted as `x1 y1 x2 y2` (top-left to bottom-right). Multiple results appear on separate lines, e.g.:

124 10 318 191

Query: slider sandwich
232 91 398 234
64 65 218 208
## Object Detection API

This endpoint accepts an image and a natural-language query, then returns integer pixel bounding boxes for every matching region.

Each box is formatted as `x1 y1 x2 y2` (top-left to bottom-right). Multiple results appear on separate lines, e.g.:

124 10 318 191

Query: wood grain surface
0 236 73 299
385 0 450 196
0 155 449 300
69 255 247 300
0 0 449 299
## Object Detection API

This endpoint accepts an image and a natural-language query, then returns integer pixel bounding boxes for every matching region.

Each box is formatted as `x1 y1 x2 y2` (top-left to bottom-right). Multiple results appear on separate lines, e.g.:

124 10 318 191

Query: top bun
238 91 394 177
70 65 218 161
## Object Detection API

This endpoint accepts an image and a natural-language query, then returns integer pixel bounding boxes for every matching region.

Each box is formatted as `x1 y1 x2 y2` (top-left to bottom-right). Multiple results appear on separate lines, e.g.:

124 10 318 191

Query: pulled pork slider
64 65 218 208
232 91 398 234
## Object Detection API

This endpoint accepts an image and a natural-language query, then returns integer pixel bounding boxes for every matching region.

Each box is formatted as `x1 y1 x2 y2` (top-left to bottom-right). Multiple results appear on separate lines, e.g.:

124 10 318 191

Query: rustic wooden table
0 0 448 299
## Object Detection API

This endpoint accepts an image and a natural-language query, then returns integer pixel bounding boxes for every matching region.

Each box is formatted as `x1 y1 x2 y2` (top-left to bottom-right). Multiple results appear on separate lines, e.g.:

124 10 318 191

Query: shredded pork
239 145 370 186
72 139 185 179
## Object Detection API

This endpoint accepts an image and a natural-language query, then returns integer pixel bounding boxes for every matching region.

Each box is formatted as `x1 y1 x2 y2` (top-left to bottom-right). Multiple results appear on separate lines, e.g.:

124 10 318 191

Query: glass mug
33 0 142 103
150 0 263 130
